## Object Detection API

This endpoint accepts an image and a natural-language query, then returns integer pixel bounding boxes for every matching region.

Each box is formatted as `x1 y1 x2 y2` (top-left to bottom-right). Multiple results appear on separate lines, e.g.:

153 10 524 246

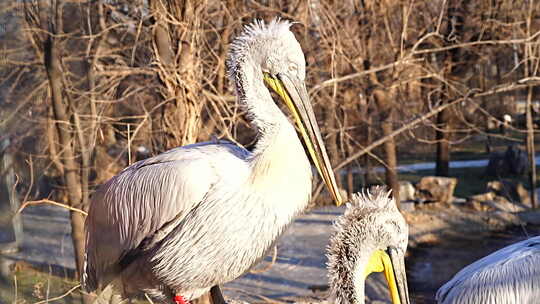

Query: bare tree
151 0 207 148
4 1 540 302
28 0 87 276
434 0 466 177
522 1 540 208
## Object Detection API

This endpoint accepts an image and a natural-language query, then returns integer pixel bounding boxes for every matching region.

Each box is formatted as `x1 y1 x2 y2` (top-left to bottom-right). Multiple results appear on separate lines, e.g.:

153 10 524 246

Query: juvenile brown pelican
82 19 342 304
326 190 410 304
436 236 540 304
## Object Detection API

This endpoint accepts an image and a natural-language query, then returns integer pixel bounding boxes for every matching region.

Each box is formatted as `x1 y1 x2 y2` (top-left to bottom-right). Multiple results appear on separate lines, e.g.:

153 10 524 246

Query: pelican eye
288 64 298 72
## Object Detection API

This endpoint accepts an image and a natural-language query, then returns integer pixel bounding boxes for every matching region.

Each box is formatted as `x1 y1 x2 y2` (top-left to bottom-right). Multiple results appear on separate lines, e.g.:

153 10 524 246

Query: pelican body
436 236 540 304
82 19 342 303
327 190 410 304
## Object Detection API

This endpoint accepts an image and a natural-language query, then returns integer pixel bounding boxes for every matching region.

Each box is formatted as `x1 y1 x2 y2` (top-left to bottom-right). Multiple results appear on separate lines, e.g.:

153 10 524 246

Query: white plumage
327 190 410 304
436 236 540 304
83 19 341 303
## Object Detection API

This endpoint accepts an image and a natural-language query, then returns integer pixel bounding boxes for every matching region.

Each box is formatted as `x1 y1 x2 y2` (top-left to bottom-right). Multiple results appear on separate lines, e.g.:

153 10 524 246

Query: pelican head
328 189 410 304
228 19 342 205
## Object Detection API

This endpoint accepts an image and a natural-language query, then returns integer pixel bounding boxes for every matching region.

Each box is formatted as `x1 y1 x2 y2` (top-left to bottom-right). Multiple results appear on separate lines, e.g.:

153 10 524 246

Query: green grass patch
0 265 81 304
398 166 540 198
398 132 540 165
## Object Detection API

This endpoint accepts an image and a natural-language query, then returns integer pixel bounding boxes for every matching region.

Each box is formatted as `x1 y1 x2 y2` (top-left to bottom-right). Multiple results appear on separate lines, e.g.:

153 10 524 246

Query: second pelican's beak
364 247 410 304
263 73 343 206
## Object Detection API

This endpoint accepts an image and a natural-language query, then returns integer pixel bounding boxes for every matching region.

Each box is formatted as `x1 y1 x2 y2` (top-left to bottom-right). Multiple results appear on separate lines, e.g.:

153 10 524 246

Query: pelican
223 190 410 304
326 190 410 304
82 19 342 304
436 235 540 304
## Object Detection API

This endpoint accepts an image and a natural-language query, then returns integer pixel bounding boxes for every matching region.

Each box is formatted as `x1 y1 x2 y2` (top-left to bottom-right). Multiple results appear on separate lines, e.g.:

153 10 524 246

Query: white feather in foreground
436 236 540 304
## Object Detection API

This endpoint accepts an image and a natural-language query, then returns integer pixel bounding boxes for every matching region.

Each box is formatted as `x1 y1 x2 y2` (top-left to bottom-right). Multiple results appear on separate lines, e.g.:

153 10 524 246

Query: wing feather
436 236 540 304
83 142 250 291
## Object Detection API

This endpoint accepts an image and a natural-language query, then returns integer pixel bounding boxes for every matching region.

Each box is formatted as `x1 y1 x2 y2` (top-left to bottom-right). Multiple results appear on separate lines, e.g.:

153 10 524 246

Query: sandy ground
0 204 392 303
1 201 540 303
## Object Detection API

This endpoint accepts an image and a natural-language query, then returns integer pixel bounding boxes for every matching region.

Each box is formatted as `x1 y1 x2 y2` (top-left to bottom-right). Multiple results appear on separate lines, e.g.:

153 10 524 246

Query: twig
33 284 82 304
335 80 540 171
249 246 278 274
313 79 540 198
309 58 422 94
13 274 18 304
145 293 155 304
17 199 88 216
412 30 540 55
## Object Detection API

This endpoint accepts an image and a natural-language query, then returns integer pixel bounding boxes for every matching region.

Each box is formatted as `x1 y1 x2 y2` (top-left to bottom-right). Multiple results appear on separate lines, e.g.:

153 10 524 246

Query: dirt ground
403 204 540 304
1 200 540 303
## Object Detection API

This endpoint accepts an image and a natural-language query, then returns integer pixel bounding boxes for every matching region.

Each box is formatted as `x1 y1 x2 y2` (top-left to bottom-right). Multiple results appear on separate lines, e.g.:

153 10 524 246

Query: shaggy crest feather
227 18 293 82
346 188 395 213
326 188 406 304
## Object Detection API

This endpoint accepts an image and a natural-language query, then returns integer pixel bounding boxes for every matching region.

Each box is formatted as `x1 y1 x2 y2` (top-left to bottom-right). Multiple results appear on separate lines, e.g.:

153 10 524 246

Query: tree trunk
151 0 204 147
373 89 400 207
42 0 87 285
436 0 466 177
525 86 537 208
363 113 374 185
1 139 23 252
435 107 450 176
326 98 342 188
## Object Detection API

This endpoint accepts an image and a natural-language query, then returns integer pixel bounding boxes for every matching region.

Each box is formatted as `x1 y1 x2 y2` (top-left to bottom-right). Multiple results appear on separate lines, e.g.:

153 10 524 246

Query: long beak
263 73 343 206
364 248 410 304
385 247 410 304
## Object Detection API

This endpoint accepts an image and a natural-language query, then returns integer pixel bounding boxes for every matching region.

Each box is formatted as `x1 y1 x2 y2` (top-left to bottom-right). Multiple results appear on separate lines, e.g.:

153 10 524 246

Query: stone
399 181 416 202
469 192 495 203
416 176 457 204
399 200 416 212
487 180 533 209
466 180 533 213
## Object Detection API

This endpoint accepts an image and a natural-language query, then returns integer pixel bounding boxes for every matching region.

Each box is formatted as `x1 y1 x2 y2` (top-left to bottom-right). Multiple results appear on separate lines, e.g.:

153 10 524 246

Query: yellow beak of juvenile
263 73 343 206
364 248 410 304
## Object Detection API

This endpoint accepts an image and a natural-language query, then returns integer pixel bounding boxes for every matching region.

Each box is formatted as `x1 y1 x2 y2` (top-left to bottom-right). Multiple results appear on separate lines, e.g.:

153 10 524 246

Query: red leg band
174 295 189 304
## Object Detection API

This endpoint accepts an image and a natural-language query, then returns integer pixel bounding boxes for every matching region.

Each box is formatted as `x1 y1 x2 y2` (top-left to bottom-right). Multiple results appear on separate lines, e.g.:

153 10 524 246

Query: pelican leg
174 295 189 304
209 286 226 304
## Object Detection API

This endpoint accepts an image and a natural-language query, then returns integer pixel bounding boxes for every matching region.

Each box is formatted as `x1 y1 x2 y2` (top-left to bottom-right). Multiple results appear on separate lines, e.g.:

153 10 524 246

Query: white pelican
327 190 410 304
83 19 342 304
436 235 540 304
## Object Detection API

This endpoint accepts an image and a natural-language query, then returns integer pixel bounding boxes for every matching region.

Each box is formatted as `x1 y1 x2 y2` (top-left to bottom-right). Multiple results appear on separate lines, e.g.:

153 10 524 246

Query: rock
516 183 532 205
399 181 416 202
470 192 495 202
487 180 533 207
468 192 495 211
452 197 467 205
416 176 457 204
466 180 533 212
400 200 416 212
